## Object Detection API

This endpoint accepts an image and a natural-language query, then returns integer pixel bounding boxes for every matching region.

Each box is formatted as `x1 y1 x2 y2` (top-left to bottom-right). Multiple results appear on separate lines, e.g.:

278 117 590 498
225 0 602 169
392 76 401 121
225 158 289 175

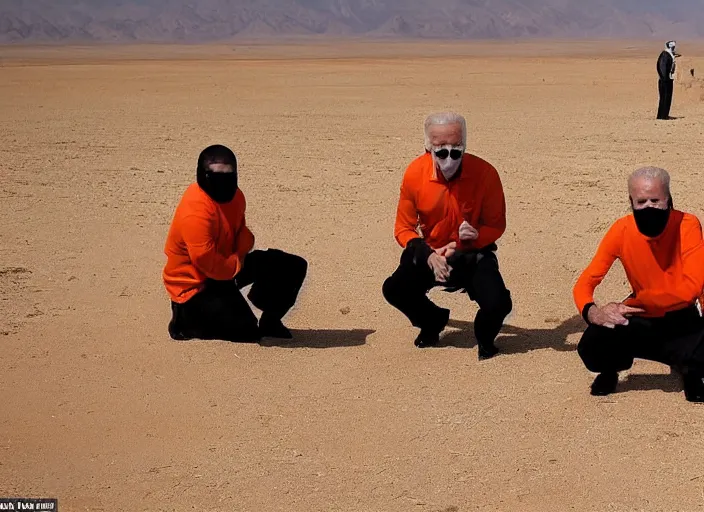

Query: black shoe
414 308 450 348
414 329 440 348
683 374 704 403
259 314 293 339
168 321 192 341
477 341 499 360
590 372 618 396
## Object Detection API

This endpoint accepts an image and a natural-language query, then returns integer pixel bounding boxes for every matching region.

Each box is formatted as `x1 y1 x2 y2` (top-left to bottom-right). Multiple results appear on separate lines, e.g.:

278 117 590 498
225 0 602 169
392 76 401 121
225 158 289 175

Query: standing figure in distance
573 167 704 402
162 144 308 343
657 40 679 120
383 112 512 359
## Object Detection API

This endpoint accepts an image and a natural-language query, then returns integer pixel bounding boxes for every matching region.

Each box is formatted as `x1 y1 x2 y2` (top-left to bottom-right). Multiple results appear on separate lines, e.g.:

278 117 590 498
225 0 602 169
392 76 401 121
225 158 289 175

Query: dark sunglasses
433 148 463 160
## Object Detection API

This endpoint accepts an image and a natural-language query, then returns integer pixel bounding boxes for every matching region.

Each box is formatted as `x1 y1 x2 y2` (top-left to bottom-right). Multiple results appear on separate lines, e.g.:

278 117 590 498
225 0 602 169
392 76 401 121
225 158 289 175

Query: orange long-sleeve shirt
394 152 506 250
573 210 704 318
163 183 255 303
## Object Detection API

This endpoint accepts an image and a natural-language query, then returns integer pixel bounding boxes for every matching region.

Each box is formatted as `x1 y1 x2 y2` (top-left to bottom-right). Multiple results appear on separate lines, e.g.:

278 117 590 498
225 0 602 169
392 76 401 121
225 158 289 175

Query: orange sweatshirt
394 152 506 251
573 210 704 318
163 183 255 303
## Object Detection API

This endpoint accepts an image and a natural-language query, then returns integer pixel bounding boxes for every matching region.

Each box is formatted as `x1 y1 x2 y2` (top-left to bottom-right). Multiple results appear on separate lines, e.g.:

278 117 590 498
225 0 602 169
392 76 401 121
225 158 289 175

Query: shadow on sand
259 328 376 348
616 372 683 394
434 315 585 355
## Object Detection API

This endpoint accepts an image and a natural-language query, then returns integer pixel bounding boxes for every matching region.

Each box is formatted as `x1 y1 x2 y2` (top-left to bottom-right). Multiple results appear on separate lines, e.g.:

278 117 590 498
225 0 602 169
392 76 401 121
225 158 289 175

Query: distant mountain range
1 0 703 43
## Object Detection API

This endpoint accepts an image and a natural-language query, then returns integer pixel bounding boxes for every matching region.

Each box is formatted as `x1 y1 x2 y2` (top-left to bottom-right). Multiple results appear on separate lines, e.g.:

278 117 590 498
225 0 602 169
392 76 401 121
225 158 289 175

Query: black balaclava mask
631 196 673 238
196 144 238 204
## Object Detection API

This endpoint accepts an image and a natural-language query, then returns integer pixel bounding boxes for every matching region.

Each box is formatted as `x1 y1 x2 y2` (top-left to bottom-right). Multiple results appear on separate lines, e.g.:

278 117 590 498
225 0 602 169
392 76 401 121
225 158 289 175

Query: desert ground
2 39 704 511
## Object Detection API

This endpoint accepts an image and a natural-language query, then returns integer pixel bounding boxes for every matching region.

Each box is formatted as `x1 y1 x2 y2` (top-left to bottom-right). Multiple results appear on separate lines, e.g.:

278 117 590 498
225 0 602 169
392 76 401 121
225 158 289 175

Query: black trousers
577 306 704 374
382 247 512 344
168 249 307 341
657 79 674 119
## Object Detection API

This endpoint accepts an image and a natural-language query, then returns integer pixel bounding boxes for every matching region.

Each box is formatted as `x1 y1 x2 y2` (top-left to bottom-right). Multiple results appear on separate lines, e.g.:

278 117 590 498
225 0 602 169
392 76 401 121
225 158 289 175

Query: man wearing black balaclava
163 144 308 343
572 166 704 402
656 40 679 120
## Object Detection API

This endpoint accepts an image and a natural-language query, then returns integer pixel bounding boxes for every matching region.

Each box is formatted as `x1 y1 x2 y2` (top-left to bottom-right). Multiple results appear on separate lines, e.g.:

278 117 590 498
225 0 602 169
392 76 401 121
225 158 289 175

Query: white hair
628 166 671 197
423 112 467 151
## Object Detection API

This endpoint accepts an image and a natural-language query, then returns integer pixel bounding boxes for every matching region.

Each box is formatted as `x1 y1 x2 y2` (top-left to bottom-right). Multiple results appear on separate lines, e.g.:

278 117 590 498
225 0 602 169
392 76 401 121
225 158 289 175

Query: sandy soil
2 40 704 511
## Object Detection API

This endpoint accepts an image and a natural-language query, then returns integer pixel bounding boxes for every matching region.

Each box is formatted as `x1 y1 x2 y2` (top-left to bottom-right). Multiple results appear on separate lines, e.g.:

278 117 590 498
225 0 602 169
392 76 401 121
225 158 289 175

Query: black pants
577 306 704 374
382 247 512 344
168 249 307 341
657 79 674 119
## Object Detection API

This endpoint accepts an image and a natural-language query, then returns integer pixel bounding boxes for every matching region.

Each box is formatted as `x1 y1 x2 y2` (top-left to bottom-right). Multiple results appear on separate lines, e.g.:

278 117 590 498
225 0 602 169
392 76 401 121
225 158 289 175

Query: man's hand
459 220 479 241
428 252 450 283
435 242 457 258
587 303 645 329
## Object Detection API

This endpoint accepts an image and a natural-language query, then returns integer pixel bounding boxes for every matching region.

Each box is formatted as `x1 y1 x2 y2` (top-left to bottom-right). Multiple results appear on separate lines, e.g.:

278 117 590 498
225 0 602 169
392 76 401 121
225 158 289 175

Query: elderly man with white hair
573 166 704 401
382 112 512 359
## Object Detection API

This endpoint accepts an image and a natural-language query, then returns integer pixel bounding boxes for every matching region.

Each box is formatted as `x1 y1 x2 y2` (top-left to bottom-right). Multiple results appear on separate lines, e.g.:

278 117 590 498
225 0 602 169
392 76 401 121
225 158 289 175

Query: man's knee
471 254 511 312
287 253 308 282
577 326 627 373
382 274 402 305
477 287 512 318
268 249 308 281
495 290 513 317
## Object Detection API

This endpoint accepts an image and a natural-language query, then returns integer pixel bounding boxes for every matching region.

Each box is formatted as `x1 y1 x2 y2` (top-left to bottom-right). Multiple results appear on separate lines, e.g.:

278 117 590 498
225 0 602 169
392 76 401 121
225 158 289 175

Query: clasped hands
427 221 478 283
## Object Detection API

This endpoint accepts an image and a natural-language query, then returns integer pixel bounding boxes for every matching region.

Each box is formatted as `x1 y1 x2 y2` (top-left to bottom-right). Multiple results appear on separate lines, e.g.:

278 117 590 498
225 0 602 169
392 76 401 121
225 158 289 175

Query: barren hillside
1 0 703 42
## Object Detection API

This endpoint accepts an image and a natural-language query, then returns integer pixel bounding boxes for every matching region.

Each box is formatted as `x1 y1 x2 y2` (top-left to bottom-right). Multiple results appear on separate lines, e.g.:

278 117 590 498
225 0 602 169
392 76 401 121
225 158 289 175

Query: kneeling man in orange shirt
162 144 307 343
573 167 704 401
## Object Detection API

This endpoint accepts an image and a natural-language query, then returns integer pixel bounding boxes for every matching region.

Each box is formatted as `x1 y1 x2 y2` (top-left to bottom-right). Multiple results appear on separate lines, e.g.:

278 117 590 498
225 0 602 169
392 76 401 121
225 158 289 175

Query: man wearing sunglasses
383 112 512 359
162 144 308 343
